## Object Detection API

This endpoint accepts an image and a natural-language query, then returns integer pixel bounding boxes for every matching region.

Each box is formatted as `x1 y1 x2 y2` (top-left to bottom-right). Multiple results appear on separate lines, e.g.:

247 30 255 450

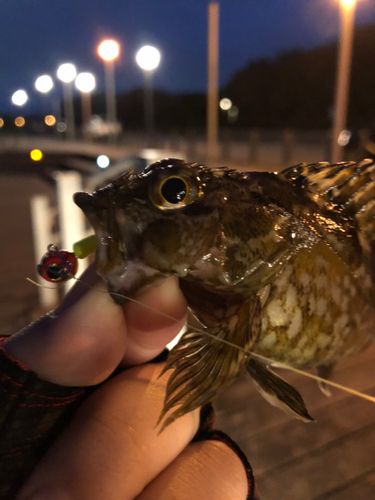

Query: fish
74 158 375 430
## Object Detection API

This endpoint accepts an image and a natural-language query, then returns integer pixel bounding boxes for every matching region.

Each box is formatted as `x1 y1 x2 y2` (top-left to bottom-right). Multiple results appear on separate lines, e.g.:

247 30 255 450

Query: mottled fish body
75 159 375 428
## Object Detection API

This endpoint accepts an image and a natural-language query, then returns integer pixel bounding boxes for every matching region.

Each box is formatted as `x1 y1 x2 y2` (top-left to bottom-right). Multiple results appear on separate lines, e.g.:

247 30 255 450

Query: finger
4 269 186 386
122 276 187 366
17 363 200 500
136 439 249 500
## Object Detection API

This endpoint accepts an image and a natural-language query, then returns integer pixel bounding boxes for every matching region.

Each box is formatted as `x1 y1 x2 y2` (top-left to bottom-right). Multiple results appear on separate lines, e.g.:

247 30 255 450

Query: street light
98 40 120 130
11 90 28 106
35 75 53 93
331 0 357 162
136 45 161 142
57 63 77 140
75 72 96 140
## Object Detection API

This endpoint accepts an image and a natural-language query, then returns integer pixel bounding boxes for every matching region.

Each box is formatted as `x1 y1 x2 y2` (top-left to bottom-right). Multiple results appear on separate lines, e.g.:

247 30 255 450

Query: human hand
3 266 252 500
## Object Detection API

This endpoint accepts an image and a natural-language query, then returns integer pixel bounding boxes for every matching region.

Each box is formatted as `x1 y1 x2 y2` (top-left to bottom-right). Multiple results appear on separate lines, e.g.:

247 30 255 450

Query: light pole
207 1 220 161
75 72 96 141
57 63 77 140
98 40 120 127
331 0 357 163
35 74 54 121
136 45 161 143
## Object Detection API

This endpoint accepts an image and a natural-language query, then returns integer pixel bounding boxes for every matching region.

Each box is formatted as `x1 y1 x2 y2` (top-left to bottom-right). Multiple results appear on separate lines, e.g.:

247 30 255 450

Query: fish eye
150 174 202 210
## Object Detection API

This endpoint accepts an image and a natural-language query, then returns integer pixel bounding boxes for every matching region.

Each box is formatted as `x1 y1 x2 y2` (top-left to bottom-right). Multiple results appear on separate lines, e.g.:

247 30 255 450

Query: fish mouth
74 190 165 305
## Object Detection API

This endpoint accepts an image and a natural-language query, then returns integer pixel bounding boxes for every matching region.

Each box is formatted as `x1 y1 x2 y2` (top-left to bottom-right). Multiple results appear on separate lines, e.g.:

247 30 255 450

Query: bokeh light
98 40 120 61
341 0 356 8
12 90 28 106
15 117 25 127
35 75 53 93
45 115 56 126
337 129 351 146
0 118 4 128
96 155 110 168
219 98 232 111
75 72 96 93
30 149 43 161
136 46 161 71
57 63 77 83
56 122 67 132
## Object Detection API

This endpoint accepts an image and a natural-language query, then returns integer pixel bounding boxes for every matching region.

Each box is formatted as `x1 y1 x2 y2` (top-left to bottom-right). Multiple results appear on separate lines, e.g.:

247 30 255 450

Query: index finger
3 265 187 387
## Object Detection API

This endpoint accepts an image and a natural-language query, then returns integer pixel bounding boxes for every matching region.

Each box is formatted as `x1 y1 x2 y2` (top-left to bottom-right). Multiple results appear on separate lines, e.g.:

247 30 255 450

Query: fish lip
103 259 167 306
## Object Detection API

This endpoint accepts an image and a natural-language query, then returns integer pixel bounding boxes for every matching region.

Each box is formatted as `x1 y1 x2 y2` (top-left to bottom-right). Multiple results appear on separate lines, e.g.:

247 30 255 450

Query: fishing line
27 274 375 406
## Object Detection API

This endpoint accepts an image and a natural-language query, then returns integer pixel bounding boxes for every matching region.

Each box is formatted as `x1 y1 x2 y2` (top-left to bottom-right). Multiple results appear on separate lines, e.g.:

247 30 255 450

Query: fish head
74 159 230 299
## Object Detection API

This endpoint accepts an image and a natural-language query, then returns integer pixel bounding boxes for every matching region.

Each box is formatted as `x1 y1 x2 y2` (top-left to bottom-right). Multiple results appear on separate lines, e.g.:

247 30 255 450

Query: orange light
45 115 56 126
30 149 43 162
15 117 25 127
98 40 120 61
0 118 4 128
341 0 356 8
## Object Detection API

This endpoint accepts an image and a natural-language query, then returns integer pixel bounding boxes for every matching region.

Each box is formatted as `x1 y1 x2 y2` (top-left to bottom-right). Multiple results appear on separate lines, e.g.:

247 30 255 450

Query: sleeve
0 338 89 500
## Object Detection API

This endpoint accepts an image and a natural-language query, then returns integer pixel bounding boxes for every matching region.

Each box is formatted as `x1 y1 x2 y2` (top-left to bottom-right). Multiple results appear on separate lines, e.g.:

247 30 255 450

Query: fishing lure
38 158 375 430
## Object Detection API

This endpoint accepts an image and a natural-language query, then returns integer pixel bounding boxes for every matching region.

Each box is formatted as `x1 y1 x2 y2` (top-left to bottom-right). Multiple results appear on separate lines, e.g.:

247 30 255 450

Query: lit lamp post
331 0 357 163
57 63 77 140
11 90 28 107
35 75 57 127
98 40 120 127
136 45 161 143
75 72 96 141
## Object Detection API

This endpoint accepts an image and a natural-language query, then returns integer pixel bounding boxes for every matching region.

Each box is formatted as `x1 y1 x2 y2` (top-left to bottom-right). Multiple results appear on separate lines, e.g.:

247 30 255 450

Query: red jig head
37 244 78 283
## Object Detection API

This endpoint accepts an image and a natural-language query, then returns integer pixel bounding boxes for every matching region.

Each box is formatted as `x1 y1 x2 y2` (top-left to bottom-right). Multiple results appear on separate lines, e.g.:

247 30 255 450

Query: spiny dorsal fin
245 358 314 422
280 159 375 213
281 160 375 282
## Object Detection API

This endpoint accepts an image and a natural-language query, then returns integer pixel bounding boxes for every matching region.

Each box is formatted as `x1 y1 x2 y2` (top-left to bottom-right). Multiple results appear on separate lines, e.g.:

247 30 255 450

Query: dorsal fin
280 160 375 285
280 160 375 213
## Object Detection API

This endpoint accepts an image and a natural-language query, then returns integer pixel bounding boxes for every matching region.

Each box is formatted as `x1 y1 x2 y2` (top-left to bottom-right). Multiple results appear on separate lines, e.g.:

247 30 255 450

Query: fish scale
74 158 375 429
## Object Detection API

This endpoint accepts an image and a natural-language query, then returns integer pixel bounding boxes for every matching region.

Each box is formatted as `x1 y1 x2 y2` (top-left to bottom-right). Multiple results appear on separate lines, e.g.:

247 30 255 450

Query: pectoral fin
157 294 261 432
245 358 315 422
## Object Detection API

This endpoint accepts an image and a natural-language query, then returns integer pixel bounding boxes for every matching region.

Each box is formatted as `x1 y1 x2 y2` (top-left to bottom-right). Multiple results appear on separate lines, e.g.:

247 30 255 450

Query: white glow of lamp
11 90 28 106
57 63 77 83
136 45 161 71
35 75 54 93
75 72 96 93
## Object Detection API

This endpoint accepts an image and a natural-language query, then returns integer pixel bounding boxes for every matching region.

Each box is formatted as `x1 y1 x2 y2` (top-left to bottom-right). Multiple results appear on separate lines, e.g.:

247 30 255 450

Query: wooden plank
240 387 375 475
254 423 375 499
313 468 375 500
215 350 375 442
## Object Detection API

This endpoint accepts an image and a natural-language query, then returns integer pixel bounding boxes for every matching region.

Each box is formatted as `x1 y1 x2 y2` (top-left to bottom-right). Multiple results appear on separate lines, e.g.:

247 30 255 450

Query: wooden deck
215 345 375 499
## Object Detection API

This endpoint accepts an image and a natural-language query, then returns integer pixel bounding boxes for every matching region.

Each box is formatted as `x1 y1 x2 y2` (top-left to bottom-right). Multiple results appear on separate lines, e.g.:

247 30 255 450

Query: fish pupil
161 178 187 204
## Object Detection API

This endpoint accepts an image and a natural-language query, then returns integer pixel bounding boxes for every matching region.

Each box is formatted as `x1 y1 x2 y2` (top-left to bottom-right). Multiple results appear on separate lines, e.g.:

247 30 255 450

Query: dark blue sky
1 0 375 114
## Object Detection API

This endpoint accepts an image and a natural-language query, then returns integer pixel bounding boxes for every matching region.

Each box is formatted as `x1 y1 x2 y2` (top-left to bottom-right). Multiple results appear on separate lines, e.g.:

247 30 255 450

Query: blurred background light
0 118 4 128
96 155 110 168
30 149 43 161
57 63 77 83
56 122 67 132
98 40 120 61
35 75 53 93
44 115 56 126
341 0 356 8
337 129 352 146
75 72 96 93
15 117 25 127
11 90 28 106
219 98 232 111
135 45 161 71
